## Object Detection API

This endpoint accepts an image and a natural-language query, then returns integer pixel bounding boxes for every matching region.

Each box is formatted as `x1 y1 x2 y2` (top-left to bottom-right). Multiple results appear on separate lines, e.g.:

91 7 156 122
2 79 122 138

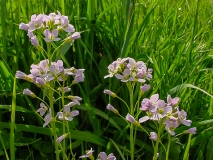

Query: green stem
49 83 60 160
62 90 66 160
117 96 130 111
10 78 16 160
66 124 74 158
166 134 171 160
128 82 135 160
130 123 134 160
153 121 163 160
47 43 52 63
1 132 9 160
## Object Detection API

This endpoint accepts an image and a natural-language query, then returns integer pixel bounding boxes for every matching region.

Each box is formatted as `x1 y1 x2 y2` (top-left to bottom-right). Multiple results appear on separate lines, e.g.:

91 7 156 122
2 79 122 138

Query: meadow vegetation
0 0 213 159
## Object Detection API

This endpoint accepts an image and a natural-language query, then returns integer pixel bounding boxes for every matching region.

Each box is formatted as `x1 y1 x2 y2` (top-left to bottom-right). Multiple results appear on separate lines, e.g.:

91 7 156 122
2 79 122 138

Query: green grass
0 0 213 159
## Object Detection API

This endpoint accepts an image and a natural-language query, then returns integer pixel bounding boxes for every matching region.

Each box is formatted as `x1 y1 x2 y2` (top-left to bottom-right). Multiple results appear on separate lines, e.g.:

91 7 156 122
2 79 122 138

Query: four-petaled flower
37 103 48 116
57 106 79 121
44 29 60 42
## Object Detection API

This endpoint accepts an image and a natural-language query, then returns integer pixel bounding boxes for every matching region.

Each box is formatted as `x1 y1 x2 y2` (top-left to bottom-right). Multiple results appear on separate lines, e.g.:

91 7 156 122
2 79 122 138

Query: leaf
32 141 53 154
0 105 32 113
15 137 41 147
0 122 107 147
191 126 213 147
110 139 126 160
169 138 181 160
168 84 213 98
0 149 4 156
206 136 213 160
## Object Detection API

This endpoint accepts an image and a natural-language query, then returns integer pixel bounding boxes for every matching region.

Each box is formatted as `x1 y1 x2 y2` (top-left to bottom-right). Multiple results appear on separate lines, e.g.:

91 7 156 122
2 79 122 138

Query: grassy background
0 0 213 159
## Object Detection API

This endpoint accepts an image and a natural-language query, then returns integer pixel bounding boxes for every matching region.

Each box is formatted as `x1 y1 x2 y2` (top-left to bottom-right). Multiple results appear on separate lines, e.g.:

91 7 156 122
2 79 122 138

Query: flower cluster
138 94 195 135
19 11 80 47
16 59 84 128
104 57 153 83
15 59 85 87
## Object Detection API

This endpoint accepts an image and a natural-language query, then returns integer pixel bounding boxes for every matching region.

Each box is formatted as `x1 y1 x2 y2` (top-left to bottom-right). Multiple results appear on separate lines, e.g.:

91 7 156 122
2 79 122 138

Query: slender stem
10 78 16 160
47 43 52 63
166 134 171 160
153 121 163 160
0 132 9 160
130 123 134 160
49 81 60 160
66 124 74 158
117 96 130 111
128 82 135 160
51 39 68 60
62 92 66 160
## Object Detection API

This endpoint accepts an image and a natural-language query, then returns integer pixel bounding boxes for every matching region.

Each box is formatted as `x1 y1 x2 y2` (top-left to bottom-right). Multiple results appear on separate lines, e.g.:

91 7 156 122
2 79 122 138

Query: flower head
150 132 157 141
79 148 94 159
57 106 79 121
140 84 150 92
44 29 60 42
97 152 116 160
106 104 118 114
43 109 55 127
183 127 197 134
104 89 117 97
167 95 179 106
23 88 36 98
37 103 48 116
56 133 68 143
126 113 140 127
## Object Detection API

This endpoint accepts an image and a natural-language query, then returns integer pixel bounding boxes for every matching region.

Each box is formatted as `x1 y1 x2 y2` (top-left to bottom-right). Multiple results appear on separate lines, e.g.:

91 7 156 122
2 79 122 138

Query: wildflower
97 152 116 160
178 110 192 126
64 101 79 108
104 58 129 79
140 94 159 111
150 132 157 141
19 22 29 31
43 109 54 127
57 106 79 121
73 69 85 83
30 35 40 48
164 119 179 136
106 104 118 114
23 88 36 98
167 95 179 107
35 77 46 87
28 14 44 31
115 69 135 82
58 86 71 92
127 58 145 71
153 100 172 120
43 29 60 42
140 84 150 92
79 148 94 159
146 68 153 80
37 103 48 116
56 133 68 143
67 95 82 105
30 59 49 77
58 16 75 32
183 127 197 134
103 89 117 97
66 32 81 42
126 113 140 127
15 71 34 82
139 116 150 123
